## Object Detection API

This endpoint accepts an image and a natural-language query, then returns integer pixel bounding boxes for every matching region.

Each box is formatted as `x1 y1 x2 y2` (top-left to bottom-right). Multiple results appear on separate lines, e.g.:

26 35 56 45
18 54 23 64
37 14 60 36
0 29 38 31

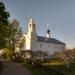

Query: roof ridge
37 36 65 45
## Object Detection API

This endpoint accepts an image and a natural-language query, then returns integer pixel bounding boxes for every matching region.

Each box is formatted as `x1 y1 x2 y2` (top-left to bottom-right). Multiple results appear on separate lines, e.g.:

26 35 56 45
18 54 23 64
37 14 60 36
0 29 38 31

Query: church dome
47 29 50 33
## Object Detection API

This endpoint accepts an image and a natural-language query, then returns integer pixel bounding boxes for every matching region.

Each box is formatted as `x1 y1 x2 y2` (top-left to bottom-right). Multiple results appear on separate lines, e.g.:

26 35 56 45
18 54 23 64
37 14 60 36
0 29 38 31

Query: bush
13 55 24 63
2 47 14 59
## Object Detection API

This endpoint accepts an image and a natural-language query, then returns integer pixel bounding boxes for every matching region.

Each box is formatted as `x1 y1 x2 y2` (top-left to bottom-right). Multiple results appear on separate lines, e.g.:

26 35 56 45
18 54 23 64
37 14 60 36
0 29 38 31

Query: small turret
46 24 50 38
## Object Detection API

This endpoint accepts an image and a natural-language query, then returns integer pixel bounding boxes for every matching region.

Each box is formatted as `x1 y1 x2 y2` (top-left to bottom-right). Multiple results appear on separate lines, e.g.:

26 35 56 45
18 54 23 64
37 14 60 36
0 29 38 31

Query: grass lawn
23 61 75 75
23 63 69 75
46 65 71 75
44 61 75 75
23 63 49 75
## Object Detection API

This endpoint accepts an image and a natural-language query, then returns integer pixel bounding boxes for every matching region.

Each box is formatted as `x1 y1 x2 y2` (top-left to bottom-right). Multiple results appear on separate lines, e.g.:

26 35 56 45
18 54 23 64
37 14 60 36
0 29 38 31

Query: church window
30 24 31 27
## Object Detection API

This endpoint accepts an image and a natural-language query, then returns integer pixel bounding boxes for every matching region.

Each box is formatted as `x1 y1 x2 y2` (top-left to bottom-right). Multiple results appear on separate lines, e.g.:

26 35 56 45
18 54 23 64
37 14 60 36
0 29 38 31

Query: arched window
30 24 31 27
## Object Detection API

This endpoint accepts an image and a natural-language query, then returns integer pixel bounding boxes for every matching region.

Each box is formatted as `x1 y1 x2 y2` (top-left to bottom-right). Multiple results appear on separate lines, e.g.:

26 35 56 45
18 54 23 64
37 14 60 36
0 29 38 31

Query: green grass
46 64 75 75
23 63 49 75
0 58 75 75
47 65 70 75
23 60 75 75
42 59 75 75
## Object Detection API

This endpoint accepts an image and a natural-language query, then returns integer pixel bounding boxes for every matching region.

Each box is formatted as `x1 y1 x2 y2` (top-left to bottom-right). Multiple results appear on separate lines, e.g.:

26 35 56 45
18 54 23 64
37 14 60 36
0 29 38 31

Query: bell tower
28 18 36 34
25 18 37 55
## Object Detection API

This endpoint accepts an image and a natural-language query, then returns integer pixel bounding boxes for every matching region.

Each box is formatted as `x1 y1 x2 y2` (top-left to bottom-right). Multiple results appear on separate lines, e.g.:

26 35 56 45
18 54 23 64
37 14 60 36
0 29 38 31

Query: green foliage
19 37 25 49
8 19 23 51
0 2 10 49
2 46 14 59
0 2 23 60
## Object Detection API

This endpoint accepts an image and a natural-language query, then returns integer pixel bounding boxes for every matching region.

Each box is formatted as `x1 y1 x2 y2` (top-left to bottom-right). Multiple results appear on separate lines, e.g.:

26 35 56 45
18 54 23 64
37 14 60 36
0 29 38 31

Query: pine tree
0 2 10 49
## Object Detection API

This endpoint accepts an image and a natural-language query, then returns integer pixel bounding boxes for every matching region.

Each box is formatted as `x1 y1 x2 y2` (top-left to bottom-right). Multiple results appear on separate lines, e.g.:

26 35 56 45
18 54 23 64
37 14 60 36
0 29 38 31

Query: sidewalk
1 60 32 75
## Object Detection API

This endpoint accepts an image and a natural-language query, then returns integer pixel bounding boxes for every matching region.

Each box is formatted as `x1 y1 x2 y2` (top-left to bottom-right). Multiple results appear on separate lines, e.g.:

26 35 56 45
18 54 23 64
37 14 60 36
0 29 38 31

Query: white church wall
25 34 31 50
31 39 65 54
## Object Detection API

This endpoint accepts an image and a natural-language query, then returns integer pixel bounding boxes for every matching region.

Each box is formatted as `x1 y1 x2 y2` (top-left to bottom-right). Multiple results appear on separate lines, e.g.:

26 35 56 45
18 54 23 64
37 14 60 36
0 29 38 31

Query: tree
9 19 23 52
19 35 25 50
2 19 23 59
0 2 10 49
0 2 23 59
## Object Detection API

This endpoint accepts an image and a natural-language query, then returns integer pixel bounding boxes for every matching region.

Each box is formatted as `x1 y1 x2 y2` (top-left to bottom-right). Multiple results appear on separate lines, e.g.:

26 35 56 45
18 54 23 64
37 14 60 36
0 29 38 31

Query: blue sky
1 0 75 49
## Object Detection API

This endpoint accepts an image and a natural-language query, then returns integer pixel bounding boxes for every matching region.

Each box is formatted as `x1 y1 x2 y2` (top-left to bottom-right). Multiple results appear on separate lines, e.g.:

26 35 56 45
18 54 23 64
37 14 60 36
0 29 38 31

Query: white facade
31 41 65 54
22 18 66 58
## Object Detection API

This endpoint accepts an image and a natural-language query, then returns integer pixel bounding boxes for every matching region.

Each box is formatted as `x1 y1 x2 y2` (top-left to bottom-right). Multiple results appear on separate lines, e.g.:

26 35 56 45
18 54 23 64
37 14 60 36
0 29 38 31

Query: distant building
21 18 66 59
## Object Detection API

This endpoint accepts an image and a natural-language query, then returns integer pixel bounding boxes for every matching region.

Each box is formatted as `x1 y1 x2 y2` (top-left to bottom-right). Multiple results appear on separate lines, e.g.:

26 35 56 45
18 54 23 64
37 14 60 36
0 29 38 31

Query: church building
22 18 66 59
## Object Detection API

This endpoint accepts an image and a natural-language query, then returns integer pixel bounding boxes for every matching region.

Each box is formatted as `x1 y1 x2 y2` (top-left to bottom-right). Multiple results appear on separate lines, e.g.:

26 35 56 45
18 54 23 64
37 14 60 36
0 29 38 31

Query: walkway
1 60 32 75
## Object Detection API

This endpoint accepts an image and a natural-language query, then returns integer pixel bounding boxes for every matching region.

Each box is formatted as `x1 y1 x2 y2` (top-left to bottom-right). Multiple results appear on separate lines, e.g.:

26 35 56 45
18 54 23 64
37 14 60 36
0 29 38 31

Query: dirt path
1 60 32 75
